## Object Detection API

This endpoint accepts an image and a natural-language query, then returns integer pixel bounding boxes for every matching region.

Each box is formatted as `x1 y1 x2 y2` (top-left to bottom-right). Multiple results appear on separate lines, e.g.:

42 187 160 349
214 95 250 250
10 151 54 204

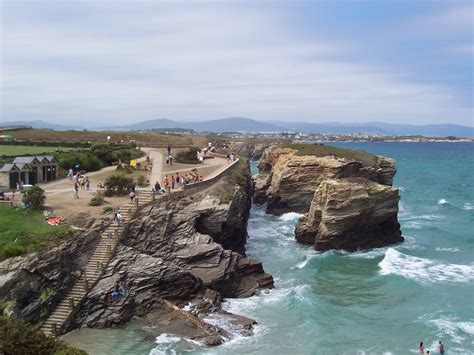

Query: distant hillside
271 121 474 137
2 118 472 137
115 117 282 133
0 120 81 131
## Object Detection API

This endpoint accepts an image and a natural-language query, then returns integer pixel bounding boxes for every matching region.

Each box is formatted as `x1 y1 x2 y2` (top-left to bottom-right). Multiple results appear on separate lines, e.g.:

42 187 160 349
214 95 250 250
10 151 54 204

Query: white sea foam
463 202 474 210
438 198 448 205
420 313 474 345
379 248 474 284
347 247 388 259
149 334 184 355
278 212 303 222
435 247 459 252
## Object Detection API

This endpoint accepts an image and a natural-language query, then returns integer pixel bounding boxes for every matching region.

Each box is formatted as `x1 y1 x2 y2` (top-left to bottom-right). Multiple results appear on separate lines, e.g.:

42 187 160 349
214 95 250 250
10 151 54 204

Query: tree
104 174 133 195
22 186 46 210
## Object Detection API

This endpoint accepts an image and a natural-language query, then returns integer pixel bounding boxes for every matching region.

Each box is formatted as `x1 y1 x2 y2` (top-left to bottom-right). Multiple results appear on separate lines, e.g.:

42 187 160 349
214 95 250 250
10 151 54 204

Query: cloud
0 1 472 125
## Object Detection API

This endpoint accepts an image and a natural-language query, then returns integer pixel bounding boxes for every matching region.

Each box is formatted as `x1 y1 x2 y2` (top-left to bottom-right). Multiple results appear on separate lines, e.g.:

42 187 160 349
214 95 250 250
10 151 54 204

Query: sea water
63 142 474 355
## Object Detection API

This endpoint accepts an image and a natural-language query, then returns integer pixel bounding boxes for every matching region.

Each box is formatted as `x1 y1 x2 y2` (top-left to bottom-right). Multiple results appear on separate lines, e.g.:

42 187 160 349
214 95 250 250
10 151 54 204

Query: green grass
0 206 72 259
0 145 75 157
284 143 379 167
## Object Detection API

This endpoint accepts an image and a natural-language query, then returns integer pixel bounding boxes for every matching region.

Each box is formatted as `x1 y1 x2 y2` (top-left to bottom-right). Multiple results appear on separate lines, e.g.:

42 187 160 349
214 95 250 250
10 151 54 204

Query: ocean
63 142 474 355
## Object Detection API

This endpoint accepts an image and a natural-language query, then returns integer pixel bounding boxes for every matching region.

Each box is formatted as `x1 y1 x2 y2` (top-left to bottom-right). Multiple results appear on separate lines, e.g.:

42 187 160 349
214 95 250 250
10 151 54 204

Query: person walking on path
438 341 445 355
73 182 79 199
168 153 173 166
129 190 136 203
68 168 73 180
419 342 425 355
85 177 90 191
171 175 175 189
114 211 122 227
167 144 172 155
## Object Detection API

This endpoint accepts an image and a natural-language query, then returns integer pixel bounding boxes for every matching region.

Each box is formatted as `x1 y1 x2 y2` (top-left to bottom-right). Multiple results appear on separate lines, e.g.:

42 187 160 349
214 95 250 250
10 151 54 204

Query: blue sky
1 0 472 126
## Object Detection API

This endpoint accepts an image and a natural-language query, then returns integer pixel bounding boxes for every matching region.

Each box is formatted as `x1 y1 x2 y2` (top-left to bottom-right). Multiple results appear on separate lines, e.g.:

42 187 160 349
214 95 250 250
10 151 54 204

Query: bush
175 147 201 164
89 195 104 206
1 243 27 258
104 174 133 195
22 186 46 210
102 206 113 214
137 175 148 187
0 313 86 355
56 151 104 172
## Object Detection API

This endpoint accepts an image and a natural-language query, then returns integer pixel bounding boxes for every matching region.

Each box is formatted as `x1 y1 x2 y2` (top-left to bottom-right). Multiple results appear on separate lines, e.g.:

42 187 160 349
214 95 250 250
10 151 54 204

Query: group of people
161 171 204 192
419 341 445 355
106 280 127 303
69 169 90 199
226 152 236 164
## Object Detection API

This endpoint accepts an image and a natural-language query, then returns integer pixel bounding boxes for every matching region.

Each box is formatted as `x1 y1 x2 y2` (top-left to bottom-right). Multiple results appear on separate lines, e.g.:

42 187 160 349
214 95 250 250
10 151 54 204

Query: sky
0 0 473 126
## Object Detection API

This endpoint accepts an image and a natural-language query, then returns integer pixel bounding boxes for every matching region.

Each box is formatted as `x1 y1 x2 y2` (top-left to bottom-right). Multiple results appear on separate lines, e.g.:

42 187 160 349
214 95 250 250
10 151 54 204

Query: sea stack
253 144 403 251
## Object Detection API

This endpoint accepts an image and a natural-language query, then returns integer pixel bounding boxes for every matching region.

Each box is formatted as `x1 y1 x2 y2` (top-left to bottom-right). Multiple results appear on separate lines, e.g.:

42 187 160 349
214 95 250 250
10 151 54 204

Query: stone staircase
41 190 156 337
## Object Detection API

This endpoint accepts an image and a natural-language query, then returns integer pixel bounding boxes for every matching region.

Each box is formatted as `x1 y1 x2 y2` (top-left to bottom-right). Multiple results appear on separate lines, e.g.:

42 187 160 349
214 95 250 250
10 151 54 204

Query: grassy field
284 143 379 167
0 206 72 259
0 145 76 157
1 129 205 148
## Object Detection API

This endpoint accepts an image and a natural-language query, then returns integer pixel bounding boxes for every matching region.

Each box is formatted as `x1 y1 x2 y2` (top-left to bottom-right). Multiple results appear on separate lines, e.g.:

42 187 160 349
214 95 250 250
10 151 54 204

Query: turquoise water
64 142 474 354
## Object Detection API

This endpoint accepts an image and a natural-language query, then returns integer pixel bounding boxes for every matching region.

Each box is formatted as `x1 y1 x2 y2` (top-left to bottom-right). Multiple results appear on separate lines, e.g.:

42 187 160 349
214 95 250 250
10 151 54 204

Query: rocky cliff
254 144 403 251
0 219 104 324
0 160 273 345
72 160 272 344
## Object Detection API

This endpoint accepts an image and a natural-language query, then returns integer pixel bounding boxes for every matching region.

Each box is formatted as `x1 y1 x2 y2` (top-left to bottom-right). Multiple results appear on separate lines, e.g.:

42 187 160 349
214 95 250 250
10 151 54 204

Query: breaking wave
379 248 474 284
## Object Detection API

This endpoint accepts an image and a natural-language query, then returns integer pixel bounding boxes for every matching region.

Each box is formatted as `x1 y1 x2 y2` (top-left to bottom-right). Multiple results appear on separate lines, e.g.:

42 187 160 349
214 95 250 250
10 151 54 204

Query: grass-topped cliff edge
283 143 379 167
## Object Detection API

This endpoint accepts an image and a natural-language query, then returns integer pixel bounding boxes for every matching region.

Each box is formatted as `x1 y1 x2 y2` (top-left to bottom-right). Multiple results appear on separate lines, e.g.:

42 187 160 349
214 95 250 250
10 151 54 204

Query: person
171 175 175 189
129 190 136 203
114 211 122 227
16 182 20 192
154 181 162 194
226 153 231 164
426 351 429 355
419 342 425 354
163 176 169 190
175 172 180 186
131 182 136 193
74 182 79 199
85 177 90 190
167 144 171 155
67 168 73 180
168 153 173 166
438 341 445 355
230 152 236 162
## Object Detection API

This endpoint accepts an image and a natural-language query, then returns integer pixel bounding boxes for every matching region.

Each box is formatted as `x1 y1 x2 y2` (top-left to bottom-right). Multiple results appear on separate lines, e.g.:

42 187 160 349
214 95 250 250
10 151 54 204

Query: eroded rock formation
254 144 403 251
295 178 403 251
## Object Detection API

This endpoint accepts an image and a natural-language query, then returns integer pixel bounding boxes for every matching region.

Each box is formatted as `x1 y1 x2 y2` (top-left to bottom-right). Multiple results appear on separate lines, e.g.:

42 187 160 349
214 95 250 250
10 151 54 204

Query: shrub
102 206 113 214
104 174 133 195
137 175 147 187
1 243 27 258
0 313 86 355
175 147 201 164
89 195 104 206
22 186 46 210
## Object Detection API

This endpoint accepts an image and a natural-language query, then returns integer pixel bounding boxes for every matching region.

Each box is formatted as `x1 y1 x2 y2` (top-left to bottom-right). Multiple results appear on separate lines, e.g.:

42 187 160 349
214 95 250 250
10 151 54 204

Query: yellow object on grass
130 159 137 168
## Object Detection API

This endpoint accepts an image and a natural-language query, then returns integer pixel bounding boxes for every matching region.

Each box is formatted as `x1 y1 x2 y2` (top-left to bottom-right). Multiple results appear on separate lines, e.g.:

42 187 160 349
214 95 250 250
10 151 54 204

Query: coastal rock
254 145 396 215
295 178 403 251
0 221 105 323
73 165 272 338
227 142 271 160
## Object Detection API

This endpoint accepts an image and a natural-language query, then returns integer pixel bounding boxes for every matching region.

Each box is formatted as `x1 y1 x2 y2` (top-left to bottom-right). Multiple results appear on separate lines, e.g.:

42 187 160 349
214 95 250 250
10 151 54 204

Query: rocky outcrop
254 145 397 215
227 142 271 160
295 178 403 251
254 144 403 251
72 163 272 342
0 220 105 323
